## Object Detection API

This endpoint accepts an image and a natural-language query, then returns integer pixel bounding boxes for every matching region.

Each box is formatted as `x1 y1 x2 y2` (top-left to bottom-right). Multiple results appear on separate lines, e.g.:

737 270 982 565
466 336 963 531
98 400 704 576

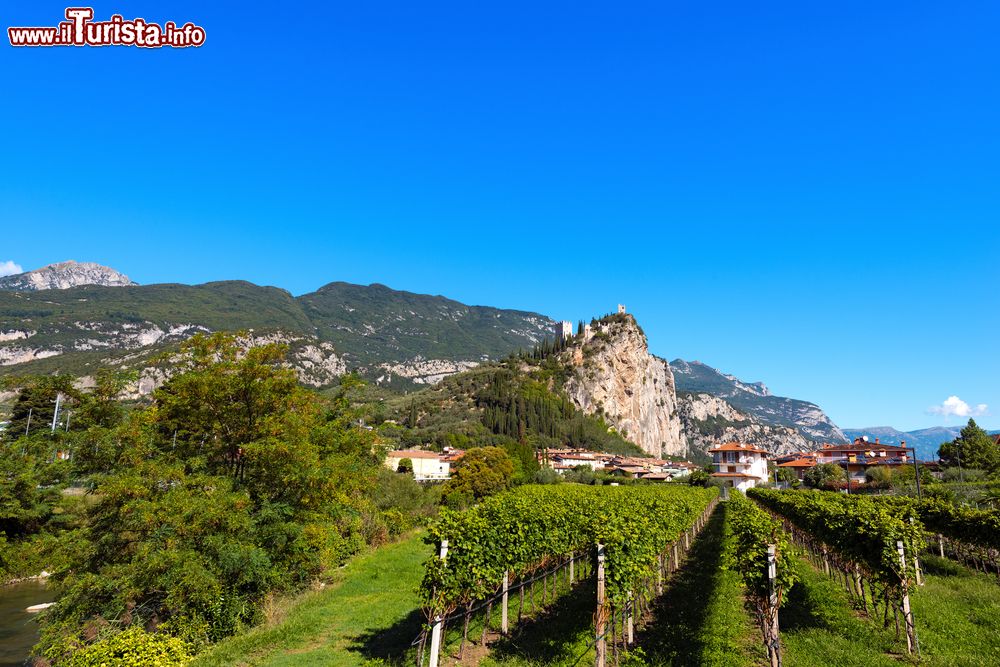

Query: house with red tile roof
709 442 770 491
815 437 912 485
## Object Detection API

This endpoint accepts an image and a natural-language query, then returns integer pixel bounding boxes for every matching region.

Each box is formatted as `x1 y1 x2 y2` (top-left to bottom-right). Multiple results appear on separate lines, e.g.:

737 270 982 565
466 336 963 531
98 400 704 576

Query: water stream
0 580 53 666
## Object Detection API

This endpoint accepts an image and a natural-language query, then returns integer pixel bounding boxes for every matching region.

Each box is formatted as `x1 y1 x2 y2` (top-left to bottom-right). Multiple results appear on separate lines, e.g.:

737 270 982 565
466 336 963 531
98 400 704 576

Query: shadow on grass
486 578 598 666
777 562 829 633
634 505 731 665
348 607 426 665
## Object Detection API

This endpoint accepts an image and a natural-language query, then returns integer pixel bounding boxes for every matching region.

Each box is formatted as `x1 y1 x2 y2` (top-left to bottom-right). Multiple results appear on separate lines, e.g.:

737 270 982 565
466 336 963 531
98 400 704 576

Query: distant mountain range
0 260 135 291
670 359 848 444
842 426 1000 461
0 262 553 388
4 262 943 458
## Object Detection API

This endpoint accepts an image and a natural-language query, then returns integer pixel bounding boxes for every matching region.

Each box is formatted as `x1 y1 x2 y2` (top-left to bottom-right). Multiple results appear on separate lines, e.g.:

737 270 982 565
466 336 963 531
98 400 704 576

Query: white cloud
0 260 23 277
927 395 989 419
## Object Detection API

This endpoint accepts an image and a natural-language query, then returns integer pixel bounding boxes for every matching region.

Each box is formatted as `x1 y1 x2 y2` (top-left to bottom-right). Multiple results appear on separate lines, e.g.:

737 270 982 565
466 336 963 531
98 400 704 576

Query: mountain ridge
670 358 847 444
0 261 136 291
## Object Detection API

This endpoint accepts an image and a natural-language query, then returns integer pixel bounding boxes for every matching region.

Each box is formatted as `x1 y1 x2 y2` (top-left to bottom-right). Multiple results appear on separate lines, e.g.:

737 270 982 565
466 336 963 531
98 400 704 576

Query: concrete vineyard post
767 544 781 667
596 543 607 667
656 554 664 595
626 591 634 645
501 570 509 635
909 518 923 586
937 533 944 558
428 539 448 667
897 540 919 655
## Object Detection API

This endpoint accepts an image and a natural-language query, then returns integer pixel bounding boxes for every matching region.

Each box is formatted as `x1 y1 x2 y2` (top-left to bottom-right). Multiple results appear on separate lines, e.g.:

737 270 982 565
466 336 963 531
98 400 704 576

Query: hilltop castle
554 305 626 341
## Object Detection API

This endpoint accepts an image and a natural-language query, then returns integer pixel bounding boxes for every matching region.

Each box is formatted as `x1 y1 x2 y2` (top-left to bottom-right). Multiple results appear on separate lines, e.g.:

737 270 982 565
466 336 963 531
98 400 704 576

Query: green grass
780 550 1000 667
911 554 1000 666
780 557 900 667
191 531 431 667
636 503 764 666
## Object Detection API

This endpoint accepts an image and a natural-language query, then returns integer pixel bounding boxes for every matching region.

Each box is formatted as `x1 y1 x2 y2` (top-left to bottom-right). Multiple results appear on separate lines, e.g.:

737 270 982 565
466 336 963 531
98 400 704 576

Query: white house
709 442 770 492
384 449 460 482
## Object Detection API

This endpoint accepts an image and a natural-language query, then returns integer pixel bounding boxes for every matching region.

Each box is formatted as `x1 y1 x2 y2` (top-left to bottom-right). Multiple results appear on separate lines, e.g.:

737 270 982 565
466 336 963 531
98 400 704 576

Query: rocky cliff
0 261 136 291
559 314 686 457
677 391 811 455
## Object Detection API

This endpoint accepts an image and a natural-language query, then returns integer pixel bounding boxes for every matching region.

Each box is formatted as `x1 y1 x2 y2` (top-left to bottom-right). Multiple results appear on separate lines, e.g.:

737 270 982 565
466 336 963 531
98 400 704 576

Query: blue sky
1 1 997 431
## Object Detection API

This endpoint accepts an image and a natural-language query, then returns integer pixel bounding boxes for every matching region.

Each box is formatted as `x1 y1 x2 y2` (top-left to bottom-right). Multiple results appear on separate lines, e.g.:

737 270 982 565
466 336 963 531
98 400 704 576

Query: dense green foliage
726 492 796 605
0 333 440 664
441 446 514 508
67 626 191 667
937 418 1000 473
726 491 797 663
801 463 844 489
421 485 717 616
747 489 922 593
869 495 1000 551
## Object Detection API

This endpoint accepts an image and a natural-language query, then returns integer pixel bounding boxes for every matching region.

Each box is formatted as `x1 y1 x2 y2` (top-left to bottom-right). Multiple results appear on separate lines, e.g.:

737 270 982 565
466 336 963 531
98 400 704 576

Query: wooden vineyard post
684 528 690 551
672 544 679 572
596 544 607 667
896 541 919 655
501 570 509 635
428 540 449 667
767 545 781 667
570 552 575 585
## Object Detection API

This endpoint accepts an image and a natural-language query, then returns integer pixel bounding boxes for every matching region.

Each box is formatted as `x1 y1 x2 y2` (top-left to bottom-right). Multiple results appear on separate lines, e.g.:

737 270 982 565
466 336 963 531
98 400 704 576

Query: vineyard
747 488 924 653
418 485 719 666
194 484 1000 667
864 495 1000 574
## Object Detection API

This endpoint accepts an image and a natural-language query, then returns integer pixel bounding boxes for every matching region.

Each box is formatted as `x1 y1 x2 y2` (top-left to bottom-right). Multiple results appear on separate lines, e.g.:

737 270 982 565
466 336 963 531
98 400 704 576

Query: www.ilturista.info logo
8 8 206 48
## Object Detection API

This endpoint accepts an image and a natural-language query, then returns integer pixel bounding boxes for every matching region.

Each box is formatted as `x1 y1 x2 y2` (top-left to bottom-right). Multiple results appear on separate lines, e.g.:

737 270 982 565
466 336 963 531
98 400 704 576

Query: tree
775 467 797 486
864 465 892 487
443 447 514 501
803 463 845 489
397 457 413 474
938 419 999 473
6 375 78 438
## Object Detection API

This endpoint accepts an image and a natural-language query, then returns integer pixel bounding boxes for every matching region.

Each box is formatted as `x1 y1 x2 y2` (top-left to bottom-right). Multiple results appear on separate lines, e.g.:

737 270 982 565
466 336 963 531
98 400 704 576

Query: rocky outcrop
560 314 686 457
677 392 811 456
372 358 481 386
0 261 136 291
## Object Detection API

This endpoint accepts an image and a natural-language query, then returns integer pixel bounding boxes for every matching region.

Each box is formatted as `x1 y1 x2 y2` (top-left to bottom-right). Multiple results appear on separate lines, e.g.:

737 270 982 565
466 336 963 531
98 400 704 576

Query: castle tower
555 321 574 340
617 304 626 314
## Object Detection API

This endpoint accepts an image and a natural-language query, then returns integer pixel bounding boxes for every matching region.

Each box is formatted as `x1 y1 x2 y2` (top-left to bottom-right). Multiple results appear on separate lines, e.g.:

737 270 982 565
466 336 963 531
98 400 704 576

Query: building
776 456 817 482
617 304 626 314
814 437 911 485
550 450 603 471
555 321 574 340
709 442 770 491
384 449 463 482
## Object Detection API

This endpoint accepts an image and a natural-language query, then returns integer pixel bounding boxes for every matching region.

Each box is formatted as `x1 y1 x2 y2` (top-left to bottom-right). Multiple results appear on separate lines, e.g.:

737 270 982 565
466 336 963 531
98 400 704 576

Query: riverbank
192 530 429 666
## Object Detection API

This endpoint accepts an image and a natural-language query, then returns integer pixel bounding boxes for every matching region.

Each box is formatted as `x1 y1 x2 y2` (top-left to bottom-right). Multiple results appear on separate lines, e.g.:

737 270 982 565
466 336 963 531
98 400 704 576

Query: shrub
68 627 190 667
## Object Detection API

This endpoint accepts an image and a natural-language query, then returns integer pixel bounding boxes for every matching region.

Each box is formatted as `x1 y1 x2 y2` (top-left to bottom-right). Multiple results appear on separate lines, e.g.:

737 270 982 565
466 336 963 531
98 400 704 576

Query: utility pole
50 393 63 434
910 448 922 499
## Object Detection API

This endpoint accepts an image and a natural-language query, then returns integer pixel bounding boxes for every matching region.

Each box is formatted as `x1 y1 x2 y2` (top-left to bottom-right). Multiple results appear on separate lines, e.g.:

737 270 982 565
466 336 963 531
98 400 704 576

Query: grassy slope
781 552 1000 667
192 532 430 667
780 558 899 667
911 554 1000 666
